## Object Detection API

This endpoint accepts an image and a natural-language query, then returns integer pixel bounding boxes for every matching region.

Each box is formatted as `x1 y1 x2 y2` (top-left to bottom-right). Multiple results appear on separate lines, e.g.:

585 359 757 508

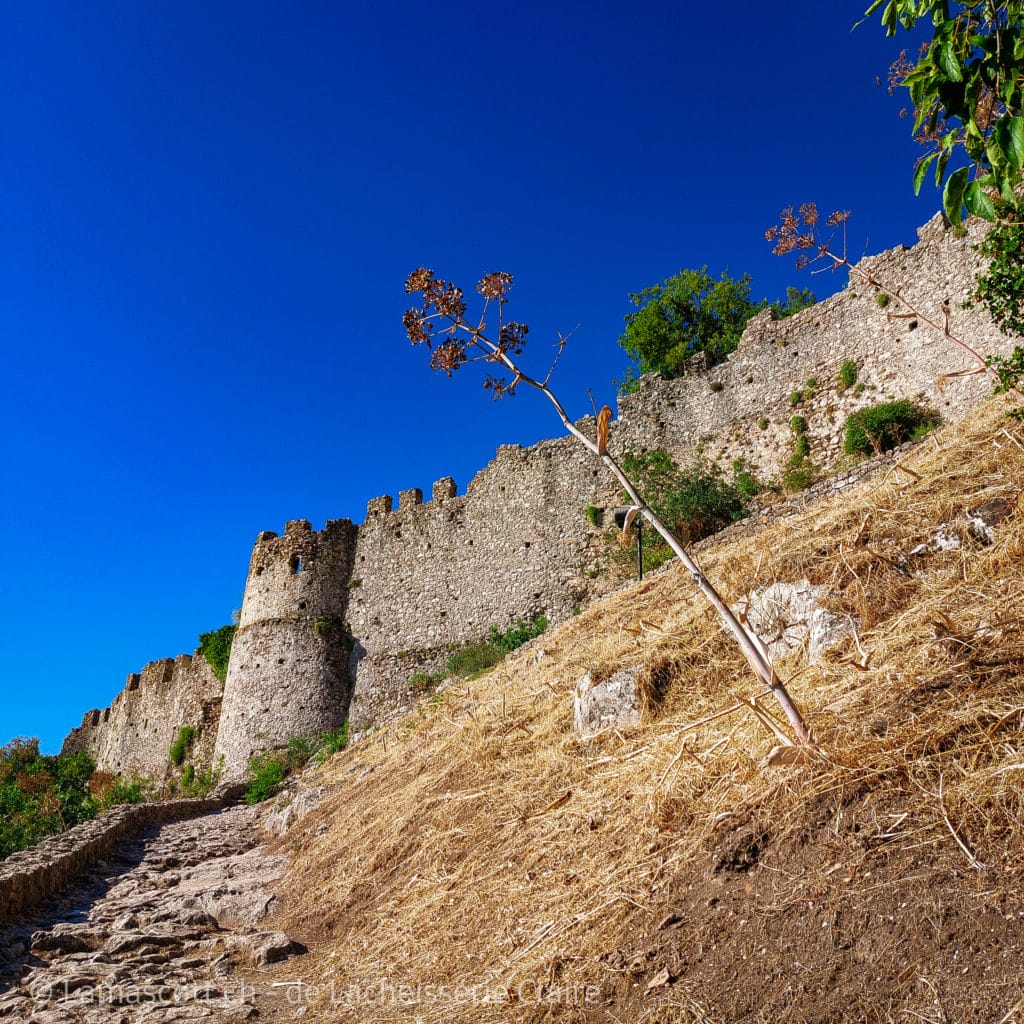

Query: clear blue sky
2 2 934 753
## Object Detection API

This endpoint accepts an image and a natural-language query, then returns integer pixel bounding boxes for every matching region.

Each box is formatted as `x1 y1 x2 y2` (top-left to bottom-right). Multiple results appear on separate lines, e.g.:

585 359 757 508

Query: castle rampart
213 517 358 775
61 653 221 781
64 212 1020 776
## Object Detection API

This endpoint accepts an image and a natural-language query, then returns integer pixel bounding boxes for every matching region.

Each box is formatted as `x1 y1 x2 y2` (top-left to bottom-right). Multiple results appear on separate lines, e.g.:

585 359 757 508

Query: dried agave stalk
404 269 813 747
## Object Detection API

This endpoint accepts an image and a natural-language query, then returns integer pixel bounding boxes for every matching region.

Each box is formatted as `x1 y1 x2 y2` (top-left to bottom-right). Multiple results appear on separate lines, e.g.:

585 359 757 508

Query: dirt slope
261 400 1024 1024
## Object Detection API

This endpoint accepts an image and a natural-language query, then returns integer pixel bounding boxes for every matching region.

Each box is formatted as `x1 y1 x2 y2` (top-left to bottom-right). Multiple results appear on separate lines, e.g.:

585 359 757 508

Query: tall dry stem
403 269 813 746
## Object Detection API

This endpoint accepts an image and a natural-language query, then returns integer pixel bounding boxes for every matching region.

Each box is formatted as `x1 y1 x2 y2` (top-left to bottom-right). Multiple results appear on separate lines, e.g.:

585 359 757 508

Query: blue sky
1 2 935 753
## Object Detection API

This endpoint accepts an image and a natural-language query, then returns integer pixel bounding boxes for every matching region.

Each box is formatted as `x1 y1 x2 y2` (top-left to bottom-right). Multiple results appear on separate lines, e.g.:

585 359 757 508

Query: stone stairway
0 804 305 1023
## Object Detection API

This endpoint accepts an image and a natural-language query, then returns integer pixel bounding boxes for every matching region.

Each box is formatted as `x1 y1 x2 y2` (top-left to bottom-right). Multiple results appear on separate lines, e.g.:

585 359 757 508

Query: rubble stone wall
65 213 1019 775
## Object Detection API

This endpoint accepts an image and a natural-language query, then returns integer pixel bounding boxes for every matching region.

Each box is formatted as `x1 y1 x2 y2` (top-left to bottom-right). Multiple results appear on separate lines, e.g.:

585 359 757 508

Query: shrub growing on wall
843 400 940 456
197 624 237 683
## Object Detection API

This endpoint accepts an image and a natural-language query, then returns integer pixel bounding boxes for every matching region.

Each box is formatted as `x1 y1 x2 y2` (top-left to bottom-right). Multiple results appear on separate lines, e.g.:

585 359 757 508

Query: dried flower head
767 204 851 271
497 321 528 357
403 266 533 396
429 339 468 377
483 373 519 399
405 267 435 294
477 272 513 300
403 308 431 346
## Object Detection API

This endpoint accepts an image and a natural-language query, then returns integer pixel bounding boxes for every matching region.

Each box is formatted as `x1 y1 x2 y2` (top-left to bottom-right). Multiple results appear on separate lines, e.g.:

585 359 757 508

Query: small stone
645 967 673 993
244 931 307 966
573 667 643 738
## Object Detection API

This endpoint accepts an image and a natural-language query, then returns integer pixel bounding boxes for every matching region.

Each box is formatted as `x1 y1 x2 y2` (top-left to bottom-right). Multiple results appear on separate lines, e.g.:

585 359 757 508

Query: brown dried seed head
477 272 513 300
405 268 434 294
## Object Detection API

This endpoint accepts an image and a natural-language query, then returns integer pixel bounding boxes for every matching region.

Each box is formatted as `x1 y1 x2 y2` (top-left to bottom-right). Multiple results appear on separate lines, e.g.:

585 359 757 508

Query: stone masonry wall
64 212 1019 774
213 518 357 775
346 439 609 730
614 214 1011 480
61 654 222 782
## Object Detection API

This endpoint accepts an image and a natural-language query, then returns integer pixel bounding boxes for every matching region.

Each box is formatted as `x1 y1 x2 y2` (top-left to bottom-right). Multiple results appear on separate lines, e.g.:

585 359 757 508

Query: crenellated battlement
61 652 222 779
65 211 1019 776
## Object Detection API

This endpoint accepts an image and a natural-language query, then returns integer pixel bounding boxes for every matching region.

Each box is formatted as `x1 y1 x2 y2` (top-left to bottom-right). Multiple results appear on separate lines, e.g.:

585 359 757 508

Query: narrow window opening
290 555 302 574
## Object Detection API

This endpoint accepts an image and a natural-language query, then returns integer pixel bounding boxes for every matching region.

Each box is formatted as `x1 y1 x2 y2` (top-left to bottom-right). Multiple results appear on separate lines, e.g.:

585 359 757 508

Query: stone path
0 804 305 1023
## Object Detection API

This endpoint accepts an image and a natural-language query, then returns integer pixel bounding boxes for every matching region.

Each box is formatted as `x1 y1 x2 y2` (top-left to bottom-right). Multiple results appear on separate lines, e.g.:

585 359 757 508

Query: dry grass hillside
259 400 1024 1024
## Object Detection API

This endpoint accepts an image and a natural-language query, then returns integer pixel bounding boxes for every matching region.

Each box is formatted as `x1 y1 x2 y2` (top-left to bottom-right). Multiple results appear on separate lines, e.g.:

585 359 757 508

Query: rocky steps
0 803 309 1023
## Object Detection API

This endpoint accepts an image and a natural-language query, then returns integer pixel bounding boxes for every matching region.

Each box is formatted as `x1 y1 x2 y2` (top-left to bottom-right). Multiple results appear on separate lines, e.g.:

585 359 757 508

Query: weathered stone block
573 668 643 738
736 580 857 665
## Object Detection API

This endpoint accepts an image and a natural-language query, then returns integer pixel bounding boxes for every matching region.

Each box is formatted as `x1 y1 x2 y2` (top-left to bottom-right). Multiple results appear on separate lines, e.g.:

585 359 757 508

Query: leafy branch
865 0 1024 223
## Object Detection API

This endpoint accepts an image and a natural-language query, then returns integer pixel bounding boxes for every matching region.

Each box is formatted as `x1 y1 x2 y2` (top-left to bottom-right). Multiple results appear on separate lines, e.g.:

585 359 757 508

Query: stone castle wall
345 439 608 730
62 654 222 781
64 212 1020 777
614 214 1007 478
212 518 358 772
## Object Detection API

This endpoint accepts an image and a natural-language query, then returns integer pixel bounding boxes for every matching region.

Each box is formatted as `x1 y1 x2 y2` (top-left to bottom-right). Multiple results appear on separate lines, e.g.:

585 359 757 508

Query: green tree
617 268 764 390
867 0 1024 223
770 285 816 319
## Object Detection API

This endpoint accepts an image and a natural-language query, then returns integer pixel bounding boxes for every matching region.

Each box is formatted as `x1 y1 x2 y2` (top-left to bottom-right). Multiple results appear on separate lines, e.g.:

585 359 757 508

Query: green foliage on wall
843 400 941 456
197 624 237 683
244 753 287 805
621 448 750 543
169 725 196 767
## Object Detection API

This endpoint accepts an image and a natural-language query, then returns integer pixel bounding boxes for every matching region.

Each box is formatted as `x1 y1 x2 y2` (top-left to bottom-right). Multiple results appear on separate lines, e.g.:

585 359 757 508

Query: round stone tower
214 517 357 777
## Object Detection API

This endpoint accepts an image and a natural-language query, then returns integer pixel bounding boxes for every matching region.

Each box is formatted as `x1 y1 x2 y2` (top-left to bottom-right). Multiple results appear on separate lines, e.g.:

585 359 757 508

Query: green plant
411 671 445 693
286 736 315 770
803 377 817 398
865 0 1024 224
875 291 891 309
757 416 769 431
615 267 766 390
445 641 504 678
769 285 816 319
101 775 146 808
730 459 760 499
843 400 941 456
169 725 196 767
789 390 803 406
488 615 548 653
347 578 362 589
789 415 807 434
197 624 237 683
244 754 287 805
179 757 222 798
0 739 107 860
782 460 817 492
792 435 811 461
838 359 859 391
313 617 354 651
584 504 603 527
315 724 350 762
970 221 1024 415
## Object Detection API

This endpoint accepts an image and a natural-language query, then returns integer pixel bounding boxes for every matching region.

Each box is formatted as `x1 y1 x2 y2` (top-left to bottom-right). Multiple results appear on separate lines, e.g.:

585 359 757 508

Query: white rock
573 668 642 738
736 580 858 665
